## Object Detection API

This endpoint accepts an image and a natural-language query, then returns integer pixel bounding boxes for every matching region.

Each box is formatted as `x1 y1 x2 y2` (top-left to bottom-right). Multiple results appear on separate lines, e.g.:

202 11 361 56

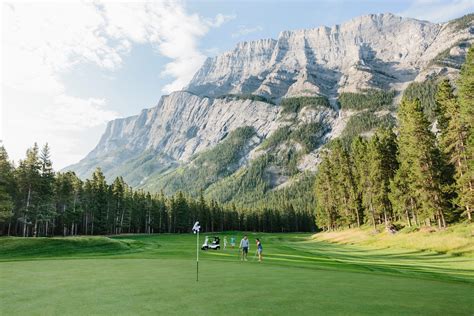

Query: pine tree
331 140 358 228
375 128 398 224
111 177 125 234
361 136 385 229
456 47 474 221
16 143 42 236
397 99 446 227
91 168 108 234
389 164 413 226
314 150 338 230
0 145 15 227
350 136 368 226
34 143 56 236
435 79 462 220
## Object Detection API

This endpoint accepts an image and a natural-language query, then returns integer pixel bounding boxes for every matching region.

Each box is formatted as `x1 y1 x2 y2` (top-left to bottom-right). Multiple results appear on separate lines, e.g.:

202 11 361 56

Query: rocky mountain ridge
66 13 473 204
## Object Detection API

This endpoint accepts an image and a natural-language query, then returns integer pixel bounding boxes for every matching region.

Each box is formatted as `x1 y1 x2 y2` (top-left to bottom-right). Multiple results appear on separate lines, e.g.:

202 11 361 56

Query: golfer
239 235 250 261
224 236 228 250
230 236 236 248
256 238 263 262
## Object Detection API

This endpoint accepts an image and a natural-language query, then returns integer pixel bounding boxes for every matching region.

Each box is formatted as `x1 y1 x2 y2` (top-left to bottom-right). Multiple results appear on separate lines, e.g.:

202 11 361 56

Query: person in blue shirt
256 238 263 262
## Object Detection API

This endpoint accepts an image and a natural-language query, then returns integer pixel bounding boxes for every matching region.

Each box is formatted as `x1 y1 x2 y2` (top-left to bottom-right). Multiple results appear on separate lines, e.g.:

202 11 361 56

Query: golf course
1 231 473 315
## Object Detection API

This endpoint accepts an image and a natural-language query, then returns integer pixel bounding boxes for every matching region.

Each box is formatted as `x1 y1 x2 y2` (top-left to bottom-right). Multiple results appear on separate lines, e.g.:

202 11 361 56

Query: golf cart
201 236 220 250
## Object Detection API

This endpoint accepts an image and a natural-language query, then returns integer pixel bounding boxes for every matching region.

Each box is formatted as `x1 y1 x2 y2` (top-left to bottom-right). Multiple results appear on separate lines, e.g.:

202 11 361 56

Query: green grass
1 232 473 315
313 223 474 257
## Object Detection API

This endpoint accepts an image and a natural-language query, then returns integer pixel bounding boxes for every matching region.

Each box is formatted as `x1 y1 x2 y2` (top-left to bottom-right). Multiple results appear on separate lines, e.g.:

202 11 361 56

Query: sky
1 0 473 169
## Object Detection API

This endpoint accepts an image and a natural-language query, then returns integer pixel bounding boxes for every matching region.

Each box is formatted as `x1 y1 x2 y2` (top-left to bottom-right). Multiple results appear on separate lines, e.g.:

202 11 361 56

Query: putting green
1 233 473 315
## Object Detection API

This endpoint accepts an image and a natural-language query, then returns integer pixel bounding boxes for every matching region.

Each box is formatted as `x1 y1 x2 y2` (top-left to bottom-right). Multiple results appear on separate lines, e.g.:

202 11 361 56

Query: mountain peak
187 12 465 99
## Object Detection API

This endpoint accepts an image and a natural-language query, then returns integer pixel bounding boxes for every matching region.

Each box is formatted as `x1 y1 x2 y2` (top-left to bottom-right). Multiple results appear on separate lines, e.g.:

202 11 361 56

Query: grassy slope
312 223 474 257
1 233 473 315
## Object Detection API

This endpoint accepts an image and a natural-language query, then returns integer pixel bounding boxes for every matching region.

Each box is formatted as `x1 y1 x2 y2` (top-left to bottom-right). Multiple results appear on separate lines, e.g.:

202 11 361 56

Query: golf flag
192 221 200 234
192 221 200 281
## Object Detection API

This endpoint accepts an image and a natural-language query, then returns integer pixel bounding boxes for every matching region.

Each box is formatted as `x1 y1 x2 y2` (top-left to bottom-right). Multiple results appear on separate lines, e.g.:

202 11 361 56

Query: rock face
87 92 280 162
66 13 473 192
187 13 472 100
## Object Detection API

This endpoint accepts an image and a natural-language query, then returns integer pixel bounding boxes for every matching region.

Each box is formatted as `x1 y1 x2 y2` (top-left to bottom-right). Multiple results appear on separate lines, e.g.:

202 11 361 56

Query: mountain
66 13 474 208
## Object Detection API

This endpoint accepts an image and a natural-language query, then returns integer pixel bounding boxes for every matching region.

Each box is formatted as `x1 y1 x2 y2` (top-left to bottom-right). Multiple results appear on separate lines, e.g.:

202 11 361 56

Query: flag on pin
192 221 200 234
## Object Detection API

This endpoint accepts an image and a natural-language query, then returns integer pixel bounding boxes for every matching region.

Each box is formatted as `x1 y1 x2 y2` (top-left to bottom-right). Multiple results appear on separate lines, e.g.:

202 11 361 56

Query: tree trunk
439 210 446 228
23 186 32 237
405 210 412 227
120 210 124 234
85 213 88 235
148 211 151 234
370 202 376 230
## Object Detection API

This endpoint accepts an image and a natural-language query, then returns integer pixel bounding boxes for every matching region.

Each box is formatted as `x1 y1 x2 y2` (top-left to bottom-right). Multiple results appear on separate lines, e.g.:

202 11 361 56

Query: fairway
1 233 473 315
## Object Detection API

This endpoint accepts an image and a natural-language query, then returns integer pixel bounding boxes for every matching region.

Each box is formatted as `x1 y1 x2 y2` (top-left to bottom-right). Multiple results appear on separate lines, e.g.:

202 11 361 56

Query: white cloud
43 95 119 131
207 13 236 27
232 25 263 38
1 1 233 168
98 2 234 92
399 0 473 22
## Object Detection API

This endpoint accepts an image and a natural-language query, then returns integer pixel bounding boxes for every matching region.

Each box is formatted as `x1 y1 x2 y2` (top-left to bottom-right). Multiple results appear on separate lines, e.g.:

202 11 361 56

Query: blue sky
62 0 413 117
2 0 473 169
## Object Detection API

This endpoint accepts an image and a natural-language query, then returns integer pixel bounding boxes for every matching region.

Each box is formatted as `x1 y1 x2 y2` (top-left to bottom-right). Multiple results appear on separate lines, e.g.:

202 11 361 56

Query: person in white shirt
239 235 250 261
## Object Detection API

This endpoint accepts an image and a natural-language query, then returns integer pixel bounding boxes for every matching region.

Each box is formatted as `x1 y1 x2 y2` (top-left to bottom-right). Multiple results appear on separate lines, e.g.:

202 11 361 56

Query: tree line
315 48 473 230
0 143 315 237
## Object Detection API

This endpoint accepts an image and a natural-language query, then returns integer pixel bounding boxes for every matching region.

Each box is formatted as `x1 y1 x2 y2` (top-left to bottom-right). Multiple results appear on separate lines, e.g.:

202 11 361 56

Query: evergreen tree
389 165 414 226
15 143 42 236
111 177 125 234
374 128 398 224
0 145 15 228
331 140 358 228
35 143 55 236
350 136 368 226
456 47 474 221
314 150 338 230
397 99 446 227
361 136 385 229
435 79 462 220
91 168 108 234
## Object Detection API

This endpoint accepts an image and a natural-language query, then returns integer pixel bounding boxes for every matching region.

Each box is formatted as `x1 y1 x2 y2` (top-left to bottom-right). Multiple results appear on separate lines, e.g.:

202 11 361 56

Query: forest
0 142 315 237
315 48 473 230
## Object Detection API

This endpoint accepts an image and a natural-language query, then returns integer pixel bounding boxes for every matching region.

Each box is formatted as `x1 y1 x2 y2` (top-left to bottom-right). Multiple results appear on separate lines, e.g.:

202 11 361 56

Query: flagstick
196 230 199 282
